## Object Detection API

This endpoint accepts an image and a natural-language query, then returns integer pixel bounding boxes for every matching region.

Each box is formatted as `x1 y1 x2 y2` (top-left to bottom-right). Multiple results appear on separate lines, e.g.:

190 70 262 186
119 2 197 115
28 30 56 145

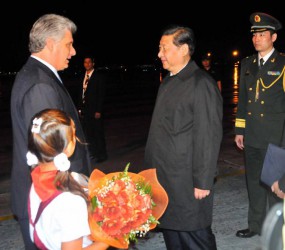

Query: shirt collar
259 48 275 64
86 69 94 77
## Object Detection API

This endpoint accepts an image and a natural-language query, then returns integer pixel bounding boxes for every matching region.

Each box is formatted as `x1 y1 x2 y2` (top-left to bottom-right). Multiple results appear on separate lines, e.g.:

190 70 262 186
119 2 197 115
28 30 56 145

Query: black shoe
236 228 258 238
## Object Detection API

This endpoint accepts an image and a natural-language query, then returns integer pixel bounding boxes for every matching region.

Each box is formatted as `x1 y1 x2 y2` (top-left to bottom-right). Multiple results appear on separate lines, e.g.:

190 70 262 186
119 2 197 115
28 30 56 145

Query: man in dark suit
10 14 91 249
144 25 223 250
78 56 108 163
235 12 285 238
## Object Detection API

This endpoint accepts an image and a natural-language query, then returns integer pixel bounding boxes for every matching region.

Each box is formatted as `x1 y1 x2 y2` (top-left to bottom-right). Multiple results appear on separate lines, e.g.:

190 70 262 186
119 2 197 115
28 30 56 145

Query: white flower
26 151 39 166
31 117 43 134
54 153 70 172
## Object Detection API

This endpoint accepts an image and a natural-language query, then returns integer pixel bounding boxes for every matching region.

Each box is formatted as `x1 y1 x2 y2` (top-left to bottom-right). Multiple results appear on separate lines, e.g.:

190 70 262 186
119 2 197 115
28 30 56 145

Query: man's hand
271 180 285 199
235 134 244 150
194 188 210 200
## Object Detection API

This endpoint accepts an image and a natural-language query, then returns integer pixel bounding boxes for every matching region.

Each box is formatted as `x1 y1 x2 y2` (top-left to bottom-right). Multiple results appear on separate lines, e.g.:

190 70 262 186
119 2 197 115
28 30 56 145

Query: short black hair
161 25 196 56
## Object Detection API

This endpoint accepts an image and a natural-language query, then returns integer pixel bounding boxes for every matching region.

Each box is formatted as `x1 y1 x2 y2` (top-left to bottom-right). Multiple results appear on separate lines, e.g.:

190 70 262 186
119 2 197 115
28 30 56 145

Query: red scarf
31 165 59 201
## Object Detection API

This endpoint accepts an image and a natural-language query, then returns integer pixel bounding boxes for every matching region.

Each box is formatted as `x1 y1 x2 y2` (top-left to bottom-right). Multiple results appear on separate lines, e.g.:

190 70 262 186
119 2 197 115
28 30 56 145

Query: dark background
1 0 284 71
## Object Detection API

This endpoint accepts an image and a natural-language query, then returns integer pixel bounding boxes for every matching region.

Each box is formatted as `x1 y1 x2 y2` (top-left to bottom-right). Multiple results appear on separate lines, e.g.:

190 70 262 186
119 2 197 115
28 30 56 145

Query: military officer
235 12 285 238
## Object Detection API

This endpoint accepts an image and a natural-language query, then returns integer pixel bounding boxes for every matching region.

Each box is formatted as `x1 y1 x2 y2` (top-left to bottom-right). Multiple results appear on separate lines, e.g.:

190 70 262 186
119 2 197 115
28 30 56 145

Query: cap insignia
255 15 261 23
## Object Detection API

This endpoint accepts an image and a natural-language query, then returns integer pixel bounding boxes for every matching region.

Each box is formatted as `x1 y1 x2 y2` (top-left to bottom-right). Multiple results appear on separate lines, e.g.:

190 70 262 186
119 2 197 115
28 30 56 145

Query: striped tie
82 74 89 103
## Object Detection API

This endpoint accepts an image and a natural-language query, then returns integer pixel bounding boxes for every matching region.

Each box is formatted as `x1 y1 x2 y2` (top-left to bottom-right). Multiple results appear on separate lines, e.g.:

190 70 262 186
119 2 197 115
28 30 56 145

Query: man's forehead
160 35 174 45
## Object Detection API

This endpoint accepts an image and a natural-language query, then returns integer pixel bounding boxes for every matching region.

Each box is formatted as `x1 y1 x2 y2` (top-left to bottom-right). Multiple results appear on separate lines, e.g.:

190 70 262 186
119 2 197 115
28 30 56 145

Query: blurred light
232 50 239 57
232 64 239 105
233 64 239 85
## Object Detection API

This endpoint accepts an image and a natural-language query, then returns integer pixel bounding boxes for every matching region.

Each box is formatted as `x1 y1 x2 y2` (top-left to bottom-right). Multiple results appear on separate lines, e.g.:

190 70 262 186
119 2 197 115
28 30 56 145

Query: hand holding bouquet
88 163 168 249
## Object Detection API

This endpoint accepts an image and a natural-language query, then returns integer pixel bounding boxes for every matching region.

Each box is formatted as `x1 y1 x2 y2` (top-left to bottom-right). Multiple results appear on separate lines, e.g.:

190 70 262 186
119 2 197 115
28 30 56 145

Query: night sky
1 1 284 71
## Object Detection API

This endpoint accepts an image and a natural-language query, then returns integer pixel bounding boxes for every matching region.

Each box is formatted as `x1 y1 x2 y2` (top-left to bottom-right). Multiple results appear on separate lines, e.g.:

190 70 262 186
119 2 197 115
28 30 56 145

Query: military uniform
235 12 284 237
235 50 285 148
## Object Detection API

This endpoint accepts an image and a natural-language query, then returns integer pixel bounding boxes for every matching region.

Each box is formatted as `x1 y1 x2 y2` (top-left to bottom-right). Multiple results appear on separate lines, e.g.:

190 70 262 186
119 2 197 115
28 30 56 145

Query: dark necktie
259 58 264 68
82 74 89 103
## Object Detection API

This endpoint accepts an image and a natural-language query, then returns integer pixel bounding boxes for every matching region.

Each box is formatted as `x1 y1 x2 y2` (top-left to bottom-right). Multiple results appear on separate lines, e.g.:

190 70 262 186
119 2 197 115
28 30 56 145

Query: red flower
101 219 124 236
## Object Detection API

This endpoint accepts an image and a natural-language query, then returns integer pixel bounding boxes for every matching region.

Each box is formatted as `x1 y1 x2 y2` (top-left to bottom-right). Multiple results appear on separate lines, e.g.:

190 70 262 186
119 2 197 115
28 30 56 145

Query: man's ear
272 33 277 43
180 44 189 56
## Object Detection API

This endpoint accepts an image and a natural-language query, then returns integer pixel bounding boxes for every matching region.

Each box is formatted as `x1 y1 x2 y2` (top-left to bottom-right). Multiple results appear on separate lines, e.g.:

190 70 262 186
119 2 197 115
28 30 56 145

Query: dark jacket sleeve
192 73 223 189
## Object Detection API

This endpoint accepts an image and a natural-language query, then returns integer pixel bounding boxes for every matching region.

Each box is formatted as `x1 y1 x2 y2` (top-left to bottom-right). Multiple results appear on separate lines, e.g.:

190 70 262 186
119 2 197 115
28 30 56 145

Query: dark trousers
162 227 217 250
82 115 107 159
18 217 38 250
245 145 282 234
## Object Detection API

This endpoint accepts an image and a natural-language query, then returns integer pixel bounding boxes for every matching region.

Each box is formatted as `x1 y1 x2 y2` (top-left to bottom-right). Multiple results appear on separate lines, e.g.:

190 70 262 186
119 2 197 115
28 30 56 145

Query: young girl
26 108 108 250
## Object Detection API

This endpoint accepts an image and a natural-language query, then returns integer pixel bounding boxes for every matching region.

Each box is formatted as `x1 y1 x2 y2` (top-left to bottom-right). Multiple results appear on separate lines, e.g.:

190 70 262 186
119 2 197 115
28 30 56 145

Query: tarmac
0 113 266 250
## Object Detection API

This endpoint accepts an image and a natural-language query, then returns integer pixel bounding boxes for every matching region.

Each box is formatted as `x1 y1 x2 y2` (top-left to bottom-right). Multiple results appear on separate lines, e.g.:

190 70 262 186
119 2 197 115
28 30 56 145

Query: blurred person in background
201 54 222 92
77 56 108 163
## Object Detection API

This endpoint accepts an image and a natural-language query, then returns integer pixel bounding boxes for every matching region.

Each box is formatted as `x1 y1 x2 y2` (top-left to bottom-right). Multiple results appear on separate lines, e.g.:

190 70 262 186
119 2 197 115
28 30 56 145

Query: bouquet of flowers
88 163 168 249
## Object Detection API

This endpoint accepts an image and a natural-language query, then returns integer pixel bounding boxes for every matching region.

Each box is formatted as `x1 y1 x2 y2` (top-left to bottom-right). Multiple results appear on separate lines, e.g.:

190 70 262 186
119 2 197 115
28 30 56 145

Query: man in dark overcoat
235 12 285 238
144 25 223 249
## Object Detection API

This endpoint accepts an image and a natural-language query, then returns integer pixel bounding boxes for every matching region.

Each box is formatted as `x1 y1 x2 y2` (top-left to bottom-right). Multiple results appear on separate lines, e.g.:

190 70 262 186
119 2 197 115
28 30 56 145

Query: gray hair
29 14 77 53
